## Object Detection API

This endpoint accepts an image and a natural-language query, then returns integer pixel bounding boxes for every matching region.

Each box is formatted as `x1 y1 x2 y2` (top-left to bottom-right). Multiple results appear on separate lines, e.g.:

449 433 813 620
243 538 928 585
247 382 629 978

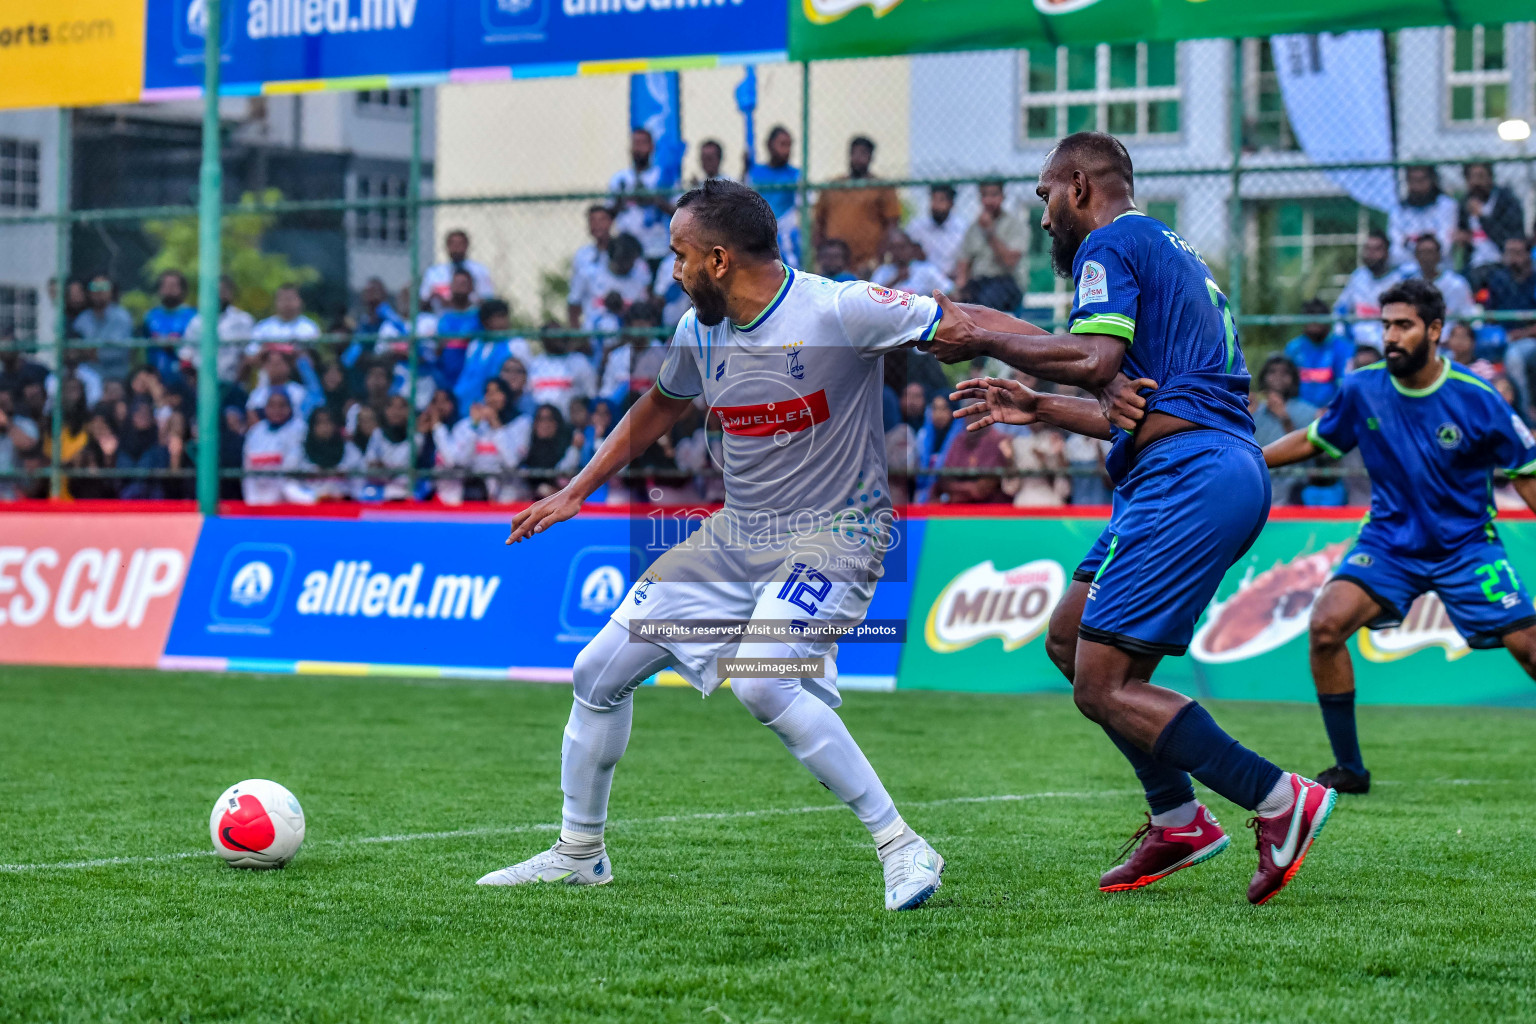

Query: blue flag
631 72 684 189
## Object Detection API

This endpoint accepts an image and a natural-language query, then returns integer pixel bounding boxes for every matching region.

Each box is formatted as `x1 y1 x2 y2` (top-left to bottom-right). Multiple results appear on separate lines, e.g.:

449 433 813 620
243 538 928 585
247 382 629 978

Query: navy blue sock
1317 690 1366 775
1101 725 1195 815
1153 702 1284 811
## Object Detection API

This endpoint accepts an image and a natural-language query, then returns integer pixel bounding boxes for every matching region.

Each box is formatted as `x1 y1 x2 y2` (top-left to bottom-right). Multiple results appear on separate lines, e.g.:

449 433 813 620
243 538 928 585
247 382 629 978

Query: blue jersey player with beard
1264 277 1536 795
924 131 1336 905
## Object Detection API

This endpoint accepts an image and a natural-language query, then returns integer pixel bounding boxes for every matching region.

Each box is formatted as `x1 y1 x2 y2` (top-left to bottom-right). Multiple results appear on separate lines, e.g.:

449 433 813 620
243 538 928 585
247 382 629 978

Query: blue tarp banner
163 515 912 683
143 0 787 95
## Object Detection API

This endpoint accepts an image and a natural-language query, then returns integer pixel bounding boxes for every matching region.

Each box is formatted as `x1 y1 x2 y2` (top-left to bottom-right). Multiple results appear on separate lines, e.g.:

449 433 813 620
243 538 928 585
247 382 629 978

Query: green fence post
195 0 224 515
799 61 811 268
406 86 424 499
1227 40 1245 319
49 108 72 499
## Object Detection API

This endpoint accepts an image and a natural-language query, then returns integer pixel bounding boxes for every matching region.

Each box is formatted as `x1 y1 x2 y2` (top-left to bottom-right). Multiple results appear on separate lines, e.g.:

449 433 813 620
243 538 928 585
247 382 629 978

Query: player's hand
921 291 985 363
1098 374 1156 432
950 376 1038 430
506 487 582 545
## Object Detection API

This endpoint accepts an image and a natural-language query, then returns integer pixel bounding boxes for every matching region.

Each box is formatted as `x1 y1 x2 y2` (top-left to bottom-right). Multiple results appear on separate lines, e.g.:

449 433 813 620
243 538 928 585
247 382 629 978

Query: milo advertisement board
900 514 1536 706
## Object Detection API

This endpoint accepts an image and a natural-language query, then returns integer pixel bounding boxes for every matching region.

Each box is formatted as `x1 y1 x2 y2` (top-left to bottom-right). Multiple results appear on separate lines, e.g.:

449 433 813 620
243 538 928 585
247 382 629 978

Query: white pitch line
0 789 1138 874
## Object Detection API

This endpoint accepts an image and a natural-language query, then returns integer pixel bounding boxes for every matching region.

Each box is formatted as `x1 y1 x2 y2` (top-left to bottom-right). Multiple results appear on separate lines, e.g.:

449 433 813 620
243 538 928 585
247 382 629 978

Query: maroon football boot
1099 805 1231 892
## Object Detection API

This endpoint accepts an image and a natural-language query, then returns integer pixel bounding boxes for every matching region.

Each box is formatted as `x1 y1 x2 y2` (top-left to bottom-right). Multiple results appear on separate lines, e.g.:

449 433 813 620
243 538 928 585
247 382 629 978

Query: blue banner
143 0 787 94
164 515 912 683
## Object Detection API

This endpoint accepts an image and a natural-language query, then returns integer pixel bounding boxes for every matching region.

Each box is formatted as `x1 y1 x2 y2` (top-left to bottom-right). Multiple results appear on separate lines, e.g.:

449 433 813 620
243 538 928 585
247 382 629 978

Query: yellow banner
0 0 145 110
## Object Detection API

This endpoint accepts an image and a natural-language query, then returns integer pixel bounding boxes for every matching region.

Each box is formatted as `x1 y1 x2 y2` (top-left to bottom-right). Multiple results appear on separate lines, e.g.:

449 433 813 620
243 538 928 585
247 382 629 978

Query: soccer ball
209 779 306 869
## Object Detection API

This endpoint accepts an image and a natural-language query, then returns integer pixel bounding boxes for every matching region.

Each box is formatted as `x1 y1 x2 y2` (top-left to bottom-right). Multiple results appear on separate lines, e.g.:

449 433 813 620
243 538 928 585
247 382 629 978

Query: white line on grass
0 789 1139 874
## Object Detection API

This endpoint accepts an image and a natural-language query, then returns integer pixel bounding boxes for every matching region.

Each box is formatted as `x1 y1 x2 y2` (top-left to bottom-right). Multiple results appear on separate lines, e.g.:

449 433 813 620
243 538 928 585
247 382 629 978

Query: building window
1241 39 1299 152
1257 197 1386 294
0 138 41 210
1021 42 1180 142
1445 24 1510 124
354 175 409 246
0 285 39 340
356 89 412 112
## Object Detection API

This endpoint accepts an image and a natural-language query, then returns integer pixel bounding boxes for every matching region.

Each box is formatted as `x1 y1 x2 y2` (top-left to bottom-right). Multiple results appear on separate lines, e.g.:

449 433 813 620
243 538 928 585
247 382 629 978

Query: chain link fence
0 24 1533 505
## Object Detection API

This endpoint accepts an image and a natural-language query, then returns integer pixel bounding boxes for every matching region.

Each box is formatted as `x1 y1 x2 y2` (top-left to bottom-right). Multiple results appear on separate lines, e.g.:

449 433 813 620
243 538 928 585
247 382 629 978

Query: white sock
558 698 632 852
1255 772 1296 818
1150 799 1199 829
763 691 901 839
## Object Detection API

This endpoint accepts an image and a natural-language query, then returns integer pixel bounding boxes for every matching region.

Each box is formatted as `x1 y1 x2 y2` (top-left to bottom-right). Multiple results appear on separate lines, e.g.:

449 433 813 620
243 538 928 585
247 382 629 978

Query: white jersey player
478 179 947 910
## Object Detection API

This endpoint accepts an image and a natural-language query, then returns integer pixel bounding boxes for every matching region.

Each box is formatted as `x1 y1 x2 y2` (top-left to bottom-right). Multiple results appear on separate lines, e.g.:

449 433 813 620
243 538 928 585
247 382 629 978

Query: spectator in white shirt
1404 234 1476 331
180 275 256 381
247 284 321 366
569 232 652 331
525 332 598 410
299 406 352 501
873 228 955 296
364 393 416 501
246 350 311 423
418 229 496 313
1388 165 1459 267
242 390 312 505
610 127 674 264
436 377 531 504
567 205 616 328
1333 230 1404 347
904 184 966 278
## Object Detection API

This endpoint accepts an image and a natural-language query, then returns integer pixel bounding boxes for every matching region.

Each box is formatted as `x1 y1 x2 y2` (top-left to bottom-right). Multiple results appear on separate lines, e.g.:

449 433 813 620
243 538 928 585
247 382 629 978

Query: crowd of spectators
6 141 1536 509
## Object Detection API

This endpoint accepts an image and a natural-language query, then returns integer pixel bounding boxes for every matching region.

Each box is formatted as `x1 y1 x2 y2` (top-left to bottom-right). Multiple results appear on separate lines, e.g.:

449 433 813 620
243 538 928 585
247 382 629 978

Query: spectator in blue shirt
1283 298 1354 408
141 270 196 384
433 269 482 390
743 125 802 267
74 275 135 383
816 239 857 283
453 299 521 414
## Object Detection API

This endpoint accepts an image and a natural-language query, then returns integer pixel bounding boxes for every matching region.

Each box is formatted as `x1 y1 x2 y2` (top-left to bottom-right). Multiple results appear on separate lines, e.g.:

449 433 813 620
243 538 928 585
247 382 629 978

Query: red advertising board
0 513 203 667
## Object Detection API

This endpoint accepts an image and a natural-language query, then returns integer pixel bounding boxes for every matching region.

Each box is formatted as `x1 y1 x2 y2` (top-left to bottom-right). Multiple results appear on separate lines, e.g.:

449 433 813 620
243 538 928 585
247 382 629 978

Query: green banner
899 515 1536 706
792 0 1536 63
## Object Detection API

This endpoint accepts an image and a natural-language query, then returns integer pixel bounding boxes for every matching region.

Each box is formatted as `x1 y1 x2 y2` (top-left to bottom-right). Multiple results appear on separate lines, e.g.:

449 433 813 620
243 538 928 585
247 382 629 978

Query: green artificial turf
3 666 1534 1022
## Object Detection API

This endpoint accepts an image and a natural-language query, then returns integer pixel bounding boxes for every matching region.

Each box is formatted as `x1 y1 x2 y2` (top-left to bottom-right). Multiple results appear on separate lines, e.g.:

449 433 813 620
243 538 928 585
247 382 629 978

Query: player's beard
688 275 730 326
1048 210 1085 279
1385 337 1432 378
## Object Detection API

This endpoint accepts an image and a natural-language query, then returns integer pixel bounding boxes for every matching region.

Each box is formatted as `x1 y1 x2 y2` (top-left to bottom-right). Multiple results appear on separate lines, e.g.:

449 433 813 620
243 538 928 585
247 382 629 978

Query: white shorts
609 512 882 707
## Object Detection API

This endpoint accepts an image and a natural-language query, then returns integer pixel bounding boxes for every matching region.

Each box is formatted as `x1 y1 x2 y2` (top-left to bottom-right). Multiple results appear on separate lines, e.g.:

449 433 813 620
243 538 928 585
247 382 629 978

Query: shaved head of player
1036 131 1136 279
667 179 783 327
486 176 949 911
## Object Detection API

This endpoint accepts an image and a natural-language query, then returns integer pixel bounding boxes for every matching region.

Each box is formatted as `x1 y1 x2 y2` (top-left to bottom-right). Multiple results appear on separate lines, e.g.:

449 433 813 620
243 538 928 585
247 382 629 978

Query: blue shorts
1074 430 1270 656
1332 535 1536 650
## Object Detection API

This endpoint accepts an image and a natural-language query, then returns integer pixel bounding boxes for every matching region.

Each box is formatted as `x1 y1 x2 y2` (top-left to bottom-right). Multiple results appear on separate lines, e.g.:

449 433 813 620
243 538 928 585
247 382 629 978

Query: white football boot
883 836 944 910
476 844 613 887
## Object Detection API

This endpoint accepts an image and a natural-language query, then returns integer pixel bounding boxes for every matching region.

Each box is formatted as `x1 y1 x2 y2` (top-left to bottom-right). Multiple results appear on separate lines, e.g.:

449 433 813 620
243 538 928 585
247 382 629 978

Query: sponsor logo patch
715 390 831 437
1513 413 1536 449
1437 422 1462 450
1347 553 1374 567
867 284 899 304
1078 260 1108 305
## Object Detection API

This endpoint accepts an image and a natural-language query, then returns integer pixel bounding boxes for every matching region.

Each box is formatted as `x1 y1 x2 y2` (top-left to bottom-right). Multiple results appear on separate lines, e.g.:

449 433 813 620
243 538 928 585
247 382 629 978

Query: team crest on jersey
867 284 899 304
1513 413 1536 449
1436 422 1462 450
1078 261 1109 305
632 572 659 606
1347 552 1374 568
784 341 806 380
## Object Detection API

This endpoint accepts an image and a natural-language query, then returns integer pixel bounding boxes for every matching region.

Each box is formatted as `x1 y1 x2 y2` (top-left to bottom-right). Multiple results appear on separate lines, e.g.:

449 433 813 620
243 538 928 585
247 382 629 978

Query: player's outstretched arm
506 386 693 544
1262 426 1322 468
951 376 1152 440
922 292 1125 390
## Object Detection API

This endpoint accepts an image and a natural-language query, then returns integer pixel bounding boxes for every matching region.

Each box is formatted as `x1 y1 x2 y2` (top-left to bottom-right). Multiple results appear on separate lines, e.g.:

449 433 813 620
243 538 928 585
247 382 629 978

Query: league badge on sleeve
1079 261 1109 305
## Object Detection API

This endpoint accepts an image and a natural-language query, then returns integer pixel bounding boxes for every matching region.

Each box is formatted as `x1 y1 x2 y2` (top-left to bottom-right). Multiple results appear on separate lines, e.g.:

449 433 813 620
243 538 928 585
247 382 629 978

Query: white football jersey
656 268 940 528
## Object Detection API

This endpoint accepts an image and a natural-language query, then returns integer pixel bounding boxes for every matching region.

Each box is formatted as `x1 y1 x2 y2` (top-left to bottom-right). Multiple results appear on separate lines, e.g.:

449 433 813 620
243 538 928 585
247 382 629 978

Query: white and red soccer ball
209 779 306 869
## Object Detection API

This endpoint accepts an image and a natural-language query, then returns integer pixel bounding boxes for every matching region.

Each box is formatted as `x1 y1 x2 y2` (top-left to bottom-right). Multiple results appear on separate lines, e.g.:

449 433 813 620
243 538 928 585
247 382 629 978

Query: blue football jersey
1309 358 1536 556
1067 211 1254 483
